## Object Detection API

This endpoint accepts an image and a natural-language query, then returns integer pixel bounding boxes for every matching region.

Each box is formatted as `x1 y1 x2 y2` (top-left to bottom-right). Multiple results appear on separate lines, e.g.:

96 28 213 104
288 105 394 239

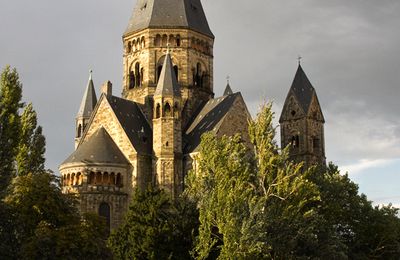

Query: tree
16 103 46 176
4 171 111 259
108 187 198 259
187 103 326 259
0 66 23 196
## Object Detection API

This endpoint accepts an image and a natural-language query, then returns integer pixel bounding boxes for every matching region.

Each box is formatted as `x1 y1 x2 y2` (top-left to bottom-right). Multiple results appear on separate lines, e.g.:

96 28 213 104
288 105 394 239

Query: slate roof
77 73 97 118
124 0 214 38
154 53 181 97
106 95 153 154
62 127 129 165
289 65 315 113
223 83 233 96
183 93 239 153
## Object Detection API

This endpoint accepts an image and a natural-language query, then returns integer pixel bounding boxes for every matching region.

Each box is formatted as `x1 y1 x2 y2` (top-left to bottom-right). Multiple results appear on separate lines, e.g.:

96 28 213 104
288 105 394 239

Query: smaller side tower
75 71 97 149
152 52 183 196
279 64 326 167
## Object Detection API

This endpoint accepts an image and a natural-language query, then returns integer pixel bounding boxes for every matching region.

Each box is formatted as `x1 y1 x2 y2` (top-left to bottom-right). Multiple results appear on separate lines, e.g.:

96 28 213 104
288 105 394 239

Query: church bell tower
121 0 215 127
279 64 326 167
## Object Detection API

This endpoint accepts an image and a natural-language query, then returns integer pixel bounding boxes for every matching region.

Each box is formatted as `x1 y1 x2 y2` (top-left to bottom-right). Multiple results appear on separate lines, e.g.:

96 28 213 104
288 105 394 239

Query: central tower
122 0 214 127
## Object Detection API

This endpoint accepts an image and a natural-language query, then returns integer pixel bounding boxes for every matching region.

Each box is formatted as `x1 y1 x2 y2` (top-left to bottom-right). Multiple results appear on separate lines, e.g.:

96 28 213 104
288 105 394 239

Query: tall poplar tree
0 66 23 196
16 103 46 176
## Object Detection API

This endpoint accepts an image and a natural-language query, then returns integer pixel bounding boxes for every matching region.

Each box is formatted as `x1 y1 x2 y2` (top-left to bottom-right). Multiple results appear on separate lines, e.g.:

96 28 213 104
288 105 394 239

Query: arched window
110 172 116 185
103 172 109 185
136 38 140 50
164 102 172 117
127 42 132 53
76 172 82 186
154 34 161 47
89 172 95 184
176 35 181 47
291 135 300 149
71 173 75 186
141 36 145 48
173 65 179 80
116 173 123 187
135 63 141 87
96 172 102 185
168 35 175 46
194 63 203 87
313 137 320 151
132 40 136 52
157 65 163 82
162 34 168 46
98 202 111 233
155 103 161 119
77 124 82 138
129 71 135 89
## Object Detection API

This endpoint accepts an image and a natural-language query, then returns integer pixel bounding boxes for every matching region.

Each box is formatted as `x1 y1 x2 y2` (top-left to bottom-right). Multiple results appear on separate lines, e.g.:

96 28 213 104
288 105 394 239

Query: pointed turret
124 0 214 38
154 53 181 97
279 64 326 167
223 83 233 96
77 71 97 118
153 53 183 196
287 65 315 114
75 71 97 149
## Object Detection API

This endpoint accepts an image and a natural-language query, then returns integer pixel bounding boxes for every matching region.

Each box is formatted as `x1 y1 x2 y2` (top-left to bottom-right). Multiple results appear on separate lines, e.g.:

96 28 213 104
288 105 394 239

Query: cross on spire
297 55 302 65
226 75 230 84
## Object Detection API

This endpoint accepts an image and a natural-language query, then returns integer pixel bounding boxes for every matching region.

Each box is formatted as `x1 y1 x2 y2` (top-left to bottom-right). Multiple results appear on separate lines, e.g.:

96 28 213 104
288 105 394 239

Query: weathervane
226 75 230 85
297 55 302 65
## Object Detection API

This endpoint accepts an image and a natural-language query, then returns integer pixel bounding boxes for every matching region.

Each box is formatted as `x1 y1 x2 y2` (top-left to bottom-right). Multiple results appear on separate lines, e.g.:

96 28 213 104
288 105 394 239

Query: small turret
75 70 97 149
153 52 183 196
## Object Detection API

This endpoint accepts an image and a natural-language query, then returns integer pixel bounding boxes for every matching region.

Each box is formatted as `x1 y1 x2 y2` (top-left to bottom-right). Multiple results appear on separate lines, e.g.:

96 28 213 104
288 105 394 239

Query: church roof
184 93 240 153
223 83 233 96
77 72 97 118
62 127 128 165
154 53 181 97
289 65 315 113
124 0 214 38
106 95 153 154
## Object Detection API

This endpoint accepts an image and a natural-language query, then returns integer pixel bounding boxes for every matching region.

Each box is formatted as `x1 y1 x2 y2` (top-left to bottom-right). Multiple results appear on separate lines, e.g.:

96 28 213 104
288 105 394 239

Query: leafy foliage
16 103 46 176
187 102 400 259
108 187 199 260
0 66 23 196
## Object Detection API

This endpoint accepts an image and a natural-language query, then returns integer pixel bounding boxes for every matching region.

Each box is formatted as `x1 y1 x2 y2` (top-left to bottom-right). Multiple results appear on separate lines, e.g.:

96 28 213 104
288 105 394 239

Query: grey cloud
0 0 399 172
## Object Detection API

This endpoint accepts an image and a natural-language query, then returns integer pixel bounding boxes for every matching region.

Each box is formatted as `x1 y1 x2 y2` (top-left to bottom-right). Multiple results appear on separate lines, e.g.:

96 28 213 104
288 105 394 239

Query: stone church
59 0 326 230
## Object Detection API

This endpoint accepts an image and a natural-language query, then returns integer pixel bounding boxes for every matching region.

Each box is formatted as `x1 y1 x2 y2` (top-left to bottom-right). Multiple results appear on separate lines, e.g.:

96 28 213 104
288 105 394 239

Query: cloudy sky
0 0 399 206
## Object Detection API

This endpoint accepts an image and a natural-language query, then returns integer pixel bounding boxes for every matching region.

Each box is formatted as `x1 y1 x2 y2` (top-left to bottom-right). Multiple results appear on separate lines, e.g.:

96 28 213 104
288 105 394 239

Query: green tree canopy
0 66 23 195
108 187 199 260
187 103 400 259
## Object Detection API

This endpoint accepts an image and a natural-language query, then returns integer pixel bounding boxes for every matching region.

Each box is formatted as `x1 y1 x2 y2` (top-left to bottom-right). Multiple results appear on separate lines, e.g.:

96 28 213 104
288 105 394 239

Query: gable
183 93 250 153
307 93 325 122
279 92 306 123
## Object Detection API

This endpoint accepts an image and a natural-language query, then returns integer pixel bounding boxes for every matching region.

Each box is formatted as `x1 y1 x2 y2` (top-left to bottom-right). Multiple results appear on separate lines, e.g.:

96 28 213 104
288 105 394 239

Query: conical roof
289 65 315 113
223 83 233 96
62 127 129 165
124 0 214 38
154 53 181 97
77 72 97 118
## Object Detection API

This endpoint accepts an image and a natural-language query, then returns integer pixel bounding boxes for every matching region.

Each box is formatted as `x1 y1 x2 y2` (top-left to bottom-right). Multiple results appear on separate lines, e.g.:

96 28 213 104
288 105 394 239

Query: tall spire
154 53 181 97
289 64 315 113
77 70 97 118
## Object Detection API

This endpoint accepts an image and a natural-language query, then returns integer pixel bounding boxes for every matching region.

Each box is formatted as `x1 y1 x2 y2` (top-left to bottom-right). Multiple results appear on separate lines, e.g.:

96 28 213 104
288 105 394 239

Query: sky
0 0 399 206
